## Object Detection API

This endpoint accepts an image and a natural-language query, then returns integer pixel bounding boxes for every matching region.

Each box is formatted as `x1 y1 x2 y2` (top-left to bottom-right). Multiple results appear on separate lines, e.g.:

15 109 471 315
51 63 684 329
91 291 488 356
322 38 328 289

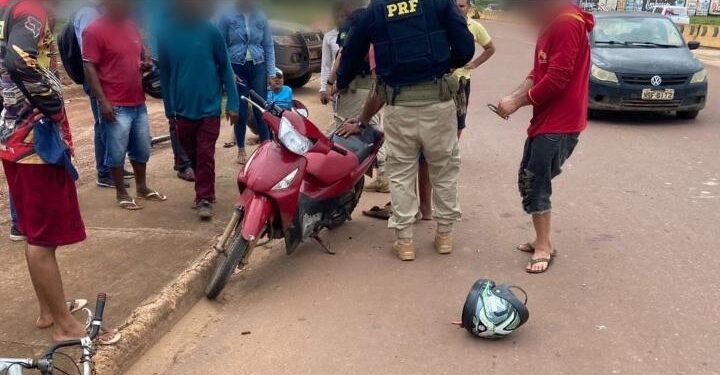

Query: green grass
691 16 720 26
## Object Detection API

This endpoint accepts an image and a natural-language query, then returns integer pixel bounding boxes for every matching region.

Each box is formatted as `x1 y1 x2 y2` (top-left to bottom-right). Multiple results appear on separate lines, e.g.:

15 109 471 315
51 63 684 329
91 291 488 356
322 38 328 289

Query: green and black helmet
461 279 530 339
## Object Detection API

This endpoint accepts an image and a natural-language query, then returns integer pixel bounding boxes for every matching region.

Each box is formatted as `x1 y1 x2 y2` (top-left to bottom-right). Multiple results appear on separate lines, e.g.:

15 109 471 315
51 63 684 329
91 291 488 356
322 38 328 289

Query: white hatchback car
651 6 691 25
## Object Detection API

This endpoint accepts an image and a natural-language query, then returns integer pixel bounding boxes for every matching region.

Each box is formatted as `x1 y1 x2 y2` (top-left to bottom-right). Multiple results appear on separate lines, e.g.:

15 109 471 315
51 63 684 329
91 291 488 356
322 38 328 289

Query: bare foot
36 315 53 329
517 242 536 253
52 320 86 343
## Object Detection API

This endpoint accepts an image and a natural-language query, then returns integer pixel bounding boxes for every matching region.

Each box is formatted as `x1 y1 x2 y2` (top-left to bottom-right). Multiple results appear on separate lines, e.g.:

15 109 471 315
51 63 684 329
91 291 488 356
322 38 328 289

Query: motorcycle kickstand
312 233 336 255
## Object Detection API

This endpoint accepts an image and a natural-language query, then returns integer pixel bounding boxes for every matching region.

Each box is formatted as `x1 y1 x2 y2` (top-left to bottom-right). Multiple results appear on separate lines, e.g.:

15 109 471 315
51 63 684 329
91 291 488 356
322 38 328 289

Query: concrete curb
93 245 220 375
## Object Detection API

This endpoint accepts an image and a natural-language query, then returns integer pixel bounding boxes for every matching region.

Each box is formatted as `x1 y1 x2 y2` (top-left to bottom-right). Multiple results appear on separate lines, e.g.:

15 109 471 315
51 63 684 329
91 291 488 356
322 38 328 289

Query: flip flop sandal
97 328 122 346
118 199 143 211
66 299 88 314
526 257 554 274
516 243 558 257
363 205 392 220
223 141 237 148
79 308 121 346
138 191 168 202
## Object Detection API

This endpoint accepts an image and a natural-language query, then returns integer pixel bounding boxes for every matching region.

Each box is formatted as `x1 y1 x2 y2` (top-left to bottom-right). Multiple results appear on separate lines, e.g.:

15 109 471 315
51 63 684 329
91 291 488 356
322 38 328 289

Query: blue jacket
216 7 276 76
157 17 240 120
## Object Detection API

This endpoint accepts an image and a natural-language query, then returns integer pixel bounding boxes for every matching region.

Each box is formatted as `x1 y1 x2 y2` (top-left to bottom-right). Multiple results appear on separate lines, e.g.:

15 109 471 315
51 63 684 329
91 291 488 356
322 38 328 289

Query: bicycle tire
205 234 250 300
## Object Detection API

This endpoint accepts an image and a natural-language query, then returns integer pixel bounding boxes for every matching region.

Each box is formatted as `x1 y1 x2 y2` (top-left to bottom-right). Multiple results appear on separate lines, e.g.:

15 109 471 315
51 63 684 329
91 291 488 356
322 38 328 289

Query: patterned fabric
0 0 68 163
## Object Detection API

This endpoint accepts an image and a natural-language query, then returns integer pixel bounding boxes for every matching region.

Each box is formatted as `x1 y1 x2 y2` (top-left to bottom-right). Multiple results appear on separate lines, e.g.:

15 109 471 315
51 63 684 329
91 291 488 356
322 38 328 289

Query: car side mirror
688 41 701 50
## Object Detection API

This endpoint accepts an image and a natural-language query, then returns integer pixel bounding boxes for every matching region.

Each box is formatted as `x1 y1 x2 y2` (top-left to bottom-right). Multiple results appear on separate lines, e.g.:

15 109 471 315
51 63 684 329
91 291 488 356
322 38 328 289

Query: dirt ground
125 21 720 375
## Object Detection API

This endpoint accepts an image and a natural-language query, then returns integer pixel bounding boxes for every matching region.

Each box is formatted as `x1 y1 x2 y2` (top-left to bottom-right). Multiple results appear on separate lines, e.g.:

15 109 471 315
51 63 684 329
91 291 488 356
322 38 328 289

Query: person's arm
320 33 334 93
465 21 495 70
261 15 276 78
157 35 174 119
213 28 240 123
4 10 64 122
82 26 115 122
525 20 583 107
497 76 533 118
440 0 475 69
466 41 495 69
336 88 384 137
215 12 230 46
73 7 99 52
336 10 372 90
83 62 114 121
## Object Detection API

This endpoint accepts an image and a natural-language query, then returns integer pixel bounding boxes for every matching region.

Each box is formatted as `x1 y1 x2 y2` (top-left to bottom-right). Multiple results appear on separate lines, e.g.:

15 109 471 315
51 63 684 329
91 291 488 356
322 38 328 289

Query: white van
651 6 691 25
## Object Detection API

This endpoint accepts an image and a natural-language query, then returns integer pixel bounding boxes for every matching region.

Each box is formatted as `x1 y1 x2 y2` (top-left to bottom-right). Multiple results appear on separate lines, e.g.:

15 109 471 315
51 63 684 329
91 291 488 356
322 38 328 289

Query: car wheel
286 72 312 88
677 110 699 120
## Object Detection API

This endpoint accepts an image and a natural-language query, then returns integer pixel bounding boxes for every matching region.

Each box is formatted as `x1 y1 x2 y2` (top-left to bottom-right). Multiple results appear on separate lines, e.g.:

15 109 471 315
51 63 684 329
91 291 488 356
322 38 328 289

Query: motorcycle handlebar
248 90 268 109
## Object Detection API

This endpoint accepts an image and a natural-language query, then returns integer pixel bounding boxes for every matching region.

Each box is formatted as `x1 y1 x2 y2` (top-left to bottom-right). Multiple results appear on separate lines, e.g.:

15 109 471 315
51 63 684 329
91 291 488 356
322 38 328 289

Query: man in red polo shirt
83 0 166 210
497 0 594 274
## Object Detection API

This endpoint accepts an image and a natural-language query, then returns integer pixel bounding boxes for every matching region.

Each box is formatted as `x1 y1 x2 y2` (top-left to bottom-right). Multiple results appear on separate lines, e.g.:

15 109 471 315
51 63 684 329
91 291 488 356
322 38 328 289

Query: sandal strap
529 258 552 265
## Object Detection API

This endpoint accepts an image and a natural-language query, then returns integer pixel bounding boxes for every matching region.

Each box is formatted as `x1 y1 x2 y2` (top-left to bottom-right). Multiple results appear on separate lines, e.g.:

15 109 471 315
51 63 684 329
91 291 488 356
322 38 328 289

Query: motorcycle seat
329 126 382 162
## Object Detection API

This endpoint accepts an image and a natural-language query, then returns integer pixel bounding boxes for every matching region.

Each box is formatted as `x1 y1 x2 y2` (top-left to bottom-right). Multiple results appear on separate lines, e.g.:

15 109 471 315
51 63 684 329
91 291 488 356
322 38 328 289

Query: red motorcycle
206 91 383 299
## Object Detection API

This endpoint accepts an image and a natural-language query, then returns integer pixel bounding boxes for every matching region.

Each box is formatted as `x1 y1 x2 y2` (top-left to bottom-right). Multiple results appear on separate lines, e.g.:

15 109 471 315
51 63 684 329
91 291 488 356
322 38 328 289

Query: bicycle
0 294 108 375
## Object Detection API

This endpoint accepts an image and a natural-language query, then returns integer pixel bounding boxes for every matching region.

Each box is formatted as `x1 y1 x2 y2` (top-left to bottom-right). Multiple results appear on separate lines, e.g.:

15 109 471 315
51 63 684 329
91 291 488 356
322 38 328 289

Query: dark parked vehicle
271 21 323 88
589 12 708 119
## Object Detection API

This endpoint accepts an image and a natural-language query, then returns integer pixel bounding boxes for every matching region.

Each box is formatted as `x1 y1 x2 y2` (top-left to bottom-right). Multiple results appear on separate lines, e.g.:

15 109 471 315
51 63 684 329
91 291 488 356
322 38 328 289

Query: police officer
329 0 389 193
335 0 474 261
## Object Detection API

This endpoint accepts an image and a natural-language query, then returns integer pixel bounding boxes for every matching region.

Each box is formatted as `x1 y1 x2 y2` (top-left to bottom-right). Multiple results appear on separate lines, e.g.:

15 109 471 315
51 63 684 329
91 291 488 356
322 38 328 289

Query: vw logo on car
650 75 663 87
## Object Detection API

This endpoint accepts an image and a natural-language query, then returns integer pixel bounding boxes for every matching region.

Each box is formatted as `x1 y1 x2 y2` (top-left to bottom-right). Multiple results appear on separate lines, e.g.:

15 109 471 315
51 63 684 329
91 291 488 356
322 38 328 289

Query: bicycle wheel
205 234 252 300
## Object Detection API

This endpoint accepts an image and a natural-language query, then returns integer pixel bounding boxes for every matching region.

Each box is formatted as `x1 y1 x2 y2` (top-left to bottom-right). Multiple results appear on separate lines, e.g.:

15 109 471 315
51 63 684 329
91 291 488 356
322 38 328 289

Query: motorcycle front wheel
205 234 252 300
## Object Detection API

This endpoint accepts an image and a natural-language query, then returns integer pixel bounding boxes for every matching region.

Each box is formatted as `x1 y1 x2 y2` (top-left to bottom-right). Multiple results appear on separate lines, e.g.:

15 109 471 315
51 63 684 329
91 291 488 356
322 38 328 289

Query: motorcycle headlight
272 168 299 191
591 64 619 83
278 117 313 156
690 69 707 83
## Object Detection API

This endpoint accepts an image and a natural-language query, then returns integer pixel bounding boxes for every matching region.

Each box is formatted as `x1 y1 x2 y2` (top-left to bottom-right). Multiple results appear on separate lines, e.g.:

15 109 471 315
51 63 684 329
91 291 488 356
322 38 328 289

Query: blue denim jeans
102 105 151 167
88 95 111 179
232 62 270 148
518 133 580 215
9 196 17 226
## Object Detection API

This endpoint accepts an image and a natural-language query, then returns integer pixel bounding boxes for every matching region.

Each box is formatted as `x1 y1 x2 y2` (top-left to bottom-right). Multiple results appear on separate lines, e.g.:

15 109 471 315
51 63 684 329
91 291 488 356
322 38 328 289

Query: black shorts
518 133 579 215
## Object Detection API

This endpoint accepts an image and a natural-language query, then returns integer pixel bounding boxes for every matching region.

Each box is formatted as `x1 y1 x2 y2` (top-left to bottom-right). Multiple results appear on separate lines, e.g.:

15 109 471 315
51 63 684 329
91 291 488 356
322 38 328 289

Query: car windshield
593 17 685 48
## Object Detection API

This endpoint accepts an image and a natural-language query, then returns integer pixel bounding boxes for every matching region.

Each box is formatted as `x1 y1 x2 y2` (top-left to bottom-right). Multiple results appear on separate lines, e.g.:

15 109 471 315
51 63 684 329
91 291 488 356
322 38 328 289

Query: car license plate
641 89 675 101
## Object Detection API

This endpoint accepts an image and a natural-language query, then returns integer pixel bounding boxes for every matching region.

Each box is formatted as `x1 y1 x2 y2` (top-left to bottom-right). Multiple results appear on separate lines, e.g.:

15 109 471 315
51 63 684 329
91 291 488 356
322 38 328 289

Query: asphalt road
127 21 720 375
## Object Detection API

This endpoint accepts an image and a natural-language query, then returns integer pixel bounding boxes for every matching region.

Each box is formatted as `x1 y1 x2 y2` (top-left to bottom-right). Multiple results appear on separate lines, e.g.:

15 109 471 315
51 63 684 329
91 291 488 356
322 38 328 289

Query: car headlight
690 69 707 83
272 168 299 191
591 64 619 83
278 117 313 156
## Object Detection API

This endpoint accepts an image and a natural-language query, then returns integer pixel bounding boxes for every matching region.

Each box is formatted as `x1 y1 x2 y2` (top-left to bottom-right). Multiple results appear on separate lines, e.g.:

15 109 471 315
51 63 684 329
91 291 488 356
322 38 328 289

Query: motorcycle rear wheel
206 234 251 299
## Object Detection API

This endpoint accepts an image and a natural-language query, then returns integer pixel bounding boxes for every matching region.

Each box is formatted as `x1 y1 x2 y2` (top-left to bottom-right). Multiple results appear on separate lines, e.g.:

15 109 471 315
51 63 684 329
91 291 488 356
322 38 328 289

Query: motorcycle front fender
239 192 274 241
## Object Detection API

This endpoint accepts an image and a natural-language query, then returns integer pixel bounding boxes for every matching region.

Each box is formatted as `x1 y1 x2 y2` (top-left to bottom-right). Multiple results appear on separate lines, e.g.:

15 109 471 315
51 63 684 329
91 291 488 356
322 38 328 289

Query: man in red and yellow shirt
497 0 594 274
